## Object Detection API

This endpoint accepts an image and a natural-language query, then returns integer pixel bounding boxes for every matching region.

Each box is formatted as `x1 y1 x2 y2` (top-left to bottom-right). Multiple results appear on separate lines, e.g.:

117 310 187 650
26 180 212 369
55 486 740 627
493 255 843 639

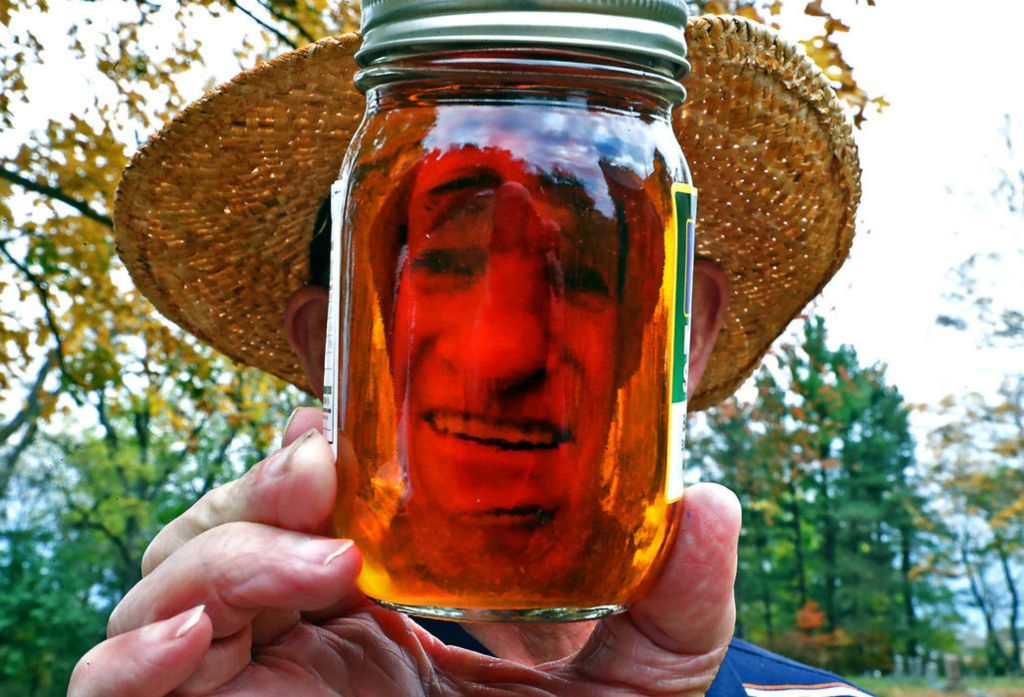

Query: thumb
564 483 741 693
283 406 325 447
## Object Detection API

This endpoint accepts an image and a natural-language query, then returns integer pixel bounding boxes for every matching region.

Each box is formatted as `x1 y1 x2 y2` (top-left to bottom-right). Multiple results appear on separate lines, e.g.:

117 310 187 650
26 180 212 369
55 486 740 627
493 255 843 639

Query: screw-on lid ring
357 0 690 78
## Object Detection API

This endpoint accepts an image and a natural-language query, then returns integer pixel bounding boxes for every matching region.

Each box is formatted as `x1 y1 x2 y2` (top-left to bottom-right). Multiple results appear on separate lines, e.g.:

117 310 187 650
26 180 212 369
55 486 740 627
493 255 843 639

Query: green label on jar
665 183 695 503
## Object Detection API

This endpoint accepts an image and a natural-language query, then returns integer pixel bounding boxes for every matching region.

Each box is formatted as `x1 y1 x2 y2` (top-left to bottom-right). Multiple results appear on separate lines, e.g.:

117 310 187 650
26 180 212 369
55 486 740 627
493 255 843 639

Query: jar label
665 183 696 503
322 178 349 458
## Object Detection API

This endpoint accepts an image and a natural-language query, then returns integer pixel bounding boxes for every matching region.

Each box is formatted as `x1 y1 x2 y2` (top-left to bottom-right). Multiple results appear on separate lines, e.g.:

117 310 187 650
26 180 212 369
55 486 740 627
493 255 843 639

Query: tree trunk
899 522 919 660
787 477 808 607
818 465 838 632
995 535 1022 674
754 525 775 640
962 540 1013 673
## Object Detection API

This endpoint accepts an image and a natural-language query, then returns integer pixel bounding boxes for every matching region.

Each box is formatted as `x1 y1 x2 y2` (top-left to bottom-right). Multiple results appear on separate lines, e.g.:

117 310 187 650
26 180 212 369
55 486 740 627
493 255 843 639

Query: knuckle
139 477 247 579
140 535 166 577
197 482 236 525
106 603 126 638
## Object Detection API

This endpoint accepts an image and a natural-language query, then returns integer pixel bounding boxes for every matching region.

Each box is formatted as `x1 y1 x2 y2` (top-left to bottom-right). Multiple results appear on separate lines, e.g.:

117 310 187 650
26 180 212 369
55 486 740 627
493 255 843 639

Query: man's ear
285 285 330 400
688 259 729 400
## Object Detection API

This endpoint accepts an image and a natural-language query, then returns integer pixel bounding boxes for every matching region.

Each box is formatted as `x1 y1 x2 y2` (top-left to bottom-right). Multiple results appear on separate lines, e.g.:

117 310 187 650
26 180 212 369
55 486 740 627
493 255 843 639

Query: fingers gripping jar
323 0 697 621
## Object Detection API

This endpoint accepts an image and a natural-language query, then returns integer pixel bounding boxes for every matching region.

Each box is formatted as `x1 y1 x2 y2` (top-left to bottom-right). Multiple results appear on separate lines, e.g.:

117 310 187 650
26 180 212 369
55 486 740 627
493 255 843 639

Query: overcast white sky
773 1 1023 411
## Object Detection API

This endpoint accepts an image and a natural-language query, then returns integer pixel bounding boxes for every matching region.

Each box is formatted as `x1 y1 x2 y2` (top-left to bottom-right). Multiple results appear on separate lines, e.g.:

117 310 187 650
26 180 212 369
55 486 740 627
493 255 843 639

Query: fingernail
266 428 318 477
294 537 351 565
174 605 206 639
324 540 354 566
281 407 303 447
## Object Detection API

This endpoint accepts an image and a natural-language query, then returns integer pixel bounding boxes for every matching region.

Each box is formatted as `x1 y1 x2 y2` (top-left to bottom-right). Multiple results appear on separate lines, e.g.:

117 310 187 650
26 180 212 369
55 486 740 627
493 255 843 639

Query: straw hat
113 14 860 412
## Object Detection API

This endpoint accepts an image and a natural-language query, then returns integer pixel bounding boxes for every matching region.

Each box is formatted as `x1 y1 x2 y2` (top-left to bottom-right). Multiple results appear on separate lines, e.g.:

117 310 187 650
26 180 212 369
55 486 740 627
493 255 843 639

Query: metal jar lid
356 0 690 79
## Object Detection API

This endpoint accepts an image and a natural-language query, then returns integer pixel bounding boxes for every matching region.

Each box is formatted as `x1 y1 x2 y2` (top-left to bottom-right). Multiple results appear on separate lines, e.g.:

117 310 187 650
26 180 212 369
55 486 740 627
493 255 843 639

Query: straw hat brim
113 15 860 412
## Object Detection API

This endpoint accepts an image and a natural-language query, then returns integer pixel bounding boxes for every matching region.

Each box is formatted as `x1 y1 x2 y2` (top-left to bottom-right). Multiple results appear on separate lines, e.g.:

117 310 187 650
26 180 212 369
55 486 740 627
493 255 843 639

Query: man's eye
412 249 485 277
564 264 611 297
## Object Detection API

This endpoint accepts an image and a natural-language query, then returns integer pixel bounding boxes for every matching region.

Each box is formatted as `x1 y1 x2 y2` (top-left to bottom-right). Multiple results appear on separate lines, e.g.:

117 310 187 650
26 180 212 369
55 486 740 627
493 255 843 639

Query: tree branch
0 421 39 503
94 389 121 452
962 536 1013 671
133 401 151 465
255 0 316 43
228 0 298 49
994 534 1023 673
198 427 240 497
66 499 137 575
149 414 210 501
0 350 54 443
0 241 74 385
0 167 113 227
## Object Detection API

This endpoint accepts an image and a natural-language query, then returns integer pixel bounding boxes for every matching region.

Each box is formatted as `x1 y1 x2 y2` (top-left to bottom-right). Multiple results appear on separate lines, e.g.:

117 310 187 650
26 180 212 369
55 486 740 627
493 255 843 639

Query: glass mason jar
323 0 697 621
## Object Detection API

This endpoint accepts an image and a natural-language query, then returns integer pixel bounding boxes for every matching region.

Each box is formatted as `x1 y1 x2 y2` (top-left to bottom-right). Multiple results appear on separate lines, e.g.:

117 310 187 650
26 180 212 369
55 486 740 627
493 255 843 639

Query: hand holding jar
69 409 741 695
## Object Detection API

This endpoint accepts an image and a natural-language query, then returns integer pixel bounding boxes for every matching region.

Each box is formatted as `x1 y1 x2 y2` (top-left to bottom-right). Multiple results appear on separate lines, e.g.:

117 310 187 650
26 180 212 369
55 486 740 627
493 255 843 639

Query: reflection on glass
334 99 684 613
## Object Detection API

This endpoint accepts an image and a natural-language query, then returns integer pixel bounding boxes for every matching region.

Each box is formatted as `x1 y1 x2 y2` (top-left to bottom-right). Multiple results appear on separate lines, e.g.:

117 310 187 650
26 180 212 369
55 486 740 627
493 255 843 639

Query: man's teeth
429 412 564 449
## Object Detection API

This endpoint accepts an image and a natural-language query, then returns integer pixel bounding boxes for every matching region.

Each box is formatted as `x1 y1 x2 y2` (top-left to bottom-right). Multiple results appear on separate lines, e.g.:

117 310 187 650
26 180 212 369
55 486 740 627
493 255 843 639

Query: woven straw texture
113 15 860 411
679 16 859 408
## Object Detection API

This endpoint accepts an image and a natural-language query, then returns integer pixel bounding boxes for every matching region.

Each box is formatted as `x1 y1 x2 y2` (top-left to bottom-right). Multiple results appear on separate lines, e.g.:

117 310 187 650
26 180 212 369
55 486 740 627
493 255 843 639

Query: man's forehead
412 146 616 217
411 172 619 254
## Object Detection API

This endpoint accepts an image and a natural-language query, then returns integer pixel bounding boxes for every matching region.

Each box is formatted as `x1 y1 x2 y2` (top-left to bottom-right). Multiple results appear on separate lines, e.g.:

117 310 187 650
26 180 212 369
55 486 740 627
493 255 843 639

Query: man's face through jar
386 147 623 548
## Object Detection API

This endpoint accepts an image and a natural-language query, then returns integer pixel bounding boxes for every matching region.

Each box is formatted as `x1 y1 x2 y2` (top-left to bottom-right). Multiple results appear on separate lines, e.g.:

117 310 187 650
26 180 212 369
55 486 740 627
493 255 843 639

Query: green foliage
691 317 956 674
0 528 107 697
0 377 302 694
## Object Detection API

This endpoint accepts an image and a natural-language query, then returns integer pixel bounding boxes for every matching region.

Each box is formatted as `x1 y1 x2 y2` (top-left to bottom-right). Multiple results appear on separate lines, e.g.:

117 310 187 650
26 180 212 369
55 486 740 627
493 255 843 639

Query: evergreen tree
695 317 952 673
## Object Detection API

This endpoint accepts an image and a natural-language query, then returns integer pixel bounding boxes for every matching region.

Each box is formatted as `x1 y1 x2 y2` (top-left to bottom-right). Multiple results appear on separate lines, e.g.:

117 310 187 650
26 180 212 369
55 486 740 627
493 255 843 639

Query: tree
692 316 953 674
936 115 1024 348
697 0 884 126
0 4 360 693
0 525 108 697
931 377 1024 675
0 0 360 502
930 115 1023 676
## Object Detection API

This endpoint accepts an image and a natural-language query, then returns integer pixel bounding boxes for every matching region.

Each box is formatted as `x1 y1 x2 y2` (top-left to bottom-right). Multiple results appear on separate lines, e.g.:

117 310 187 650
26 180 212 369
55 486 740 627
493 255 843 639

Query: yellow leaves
704 2 767 24
800 32 868 122
0 21 38 127
817 627 853 648
992 497 1024 529
717 400 739 420
994 439 1023 458
747 497 784 523
792 1 881 127
734 6 765 23
908 557 934 581
803 0 827 17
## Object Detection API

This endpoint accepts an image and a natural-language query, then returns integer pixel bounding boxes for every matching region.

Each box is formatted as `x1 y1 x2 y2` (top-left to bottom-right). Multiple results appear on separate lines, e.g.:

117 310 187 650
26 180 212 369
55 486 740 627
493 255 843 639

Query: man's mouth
471 504 556 527
425 411 570 450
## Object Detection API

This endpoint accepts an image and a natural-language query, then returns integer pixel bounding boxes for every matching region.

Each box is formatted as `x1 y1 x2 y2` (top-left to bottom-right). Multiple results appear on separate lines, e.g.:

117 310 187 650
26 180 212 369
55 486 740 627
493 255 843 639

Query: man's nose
462 182 559 389
465 252 553 389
